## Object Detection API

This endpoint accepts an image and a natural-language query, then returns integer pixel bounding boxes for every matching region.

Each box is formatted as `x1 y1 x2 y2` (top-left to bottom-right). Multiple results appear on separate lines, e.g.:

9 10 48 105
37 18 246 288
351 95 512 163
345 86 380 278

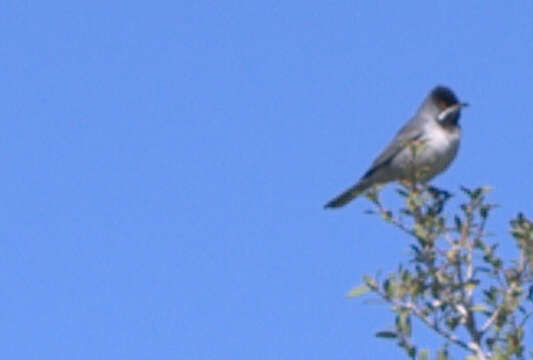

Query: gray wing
324 110 430 209
324 118 424 209
361 114 427 179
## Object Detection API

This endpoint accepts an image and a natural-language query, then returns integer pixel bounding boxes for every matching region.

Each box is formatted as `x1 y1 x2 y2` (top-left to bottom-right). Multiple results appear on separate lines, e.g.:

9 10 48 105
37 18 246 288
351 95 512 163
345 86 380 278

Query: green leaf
395 311 412 337
383 277 398 299
414 223 427 240
480 205 491 219
363 275 377 289
446 249 458 263
454 215 462 231
396 188 409 198
445 316 460 331
364 187 380 204
381 210 393 222
346 284 371 298
491 350 507 360
465 279 480 292
436 347 448 360
460 186 472 196
410 244 421 256
417 349 429 360
472 187 483 200
375 331 397 339
471 304 488 312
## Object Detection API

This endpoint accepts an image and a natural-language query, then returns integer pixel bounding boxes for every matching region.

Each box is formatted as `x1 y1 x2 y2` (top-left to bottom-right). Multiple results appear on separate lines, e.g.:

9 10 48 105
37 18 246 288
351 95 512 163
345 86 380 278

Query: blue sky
1 1 533 359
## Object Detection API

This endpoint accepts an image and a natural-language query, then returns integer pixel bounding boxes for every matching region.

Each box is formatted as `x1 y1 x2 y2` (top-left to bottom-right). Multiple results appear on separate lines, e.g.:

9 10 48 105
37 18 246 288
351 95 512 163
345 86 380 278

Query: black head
430 86 459 109
429 86 467 128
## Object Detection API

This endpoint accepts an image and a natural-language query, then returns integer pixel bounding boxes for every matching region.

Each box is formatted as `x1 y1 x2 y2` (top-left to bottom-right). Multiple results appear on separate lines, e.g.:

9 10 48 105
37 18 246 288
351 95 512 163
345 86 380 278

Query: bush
348 184 533 360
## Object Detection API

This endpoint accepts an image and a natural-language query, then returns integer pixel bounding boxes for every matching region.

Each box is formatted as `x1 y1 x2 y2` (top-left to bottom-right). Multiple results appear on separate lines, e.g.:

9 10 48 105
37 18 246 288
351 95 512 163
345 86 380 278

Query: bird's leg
407 145 420 194
405 138 430 195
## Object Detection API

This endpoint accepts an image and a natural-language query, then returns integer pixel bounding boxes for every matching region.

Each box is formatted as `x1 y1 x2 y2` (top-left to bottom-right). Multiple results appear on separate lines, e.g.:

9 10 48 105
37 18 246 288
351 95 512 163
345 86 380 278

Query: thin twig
372 287 473 354
480 305 503 333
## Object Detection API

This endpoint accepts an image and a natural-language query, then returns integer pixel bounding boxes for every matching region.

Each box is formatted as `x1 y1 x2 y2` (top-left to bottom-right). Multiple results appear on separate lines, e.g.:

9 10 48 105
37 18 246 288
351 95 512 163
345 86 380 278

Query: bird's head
425 86 468 128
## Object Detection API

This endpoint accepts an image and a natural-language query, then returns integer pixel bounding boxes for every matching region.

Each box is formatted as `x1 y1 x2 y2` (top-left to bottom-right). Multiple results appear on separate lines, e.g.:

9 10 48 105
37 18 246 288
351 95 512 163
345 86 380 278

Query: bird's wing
361 115 427 180
324 113 430 209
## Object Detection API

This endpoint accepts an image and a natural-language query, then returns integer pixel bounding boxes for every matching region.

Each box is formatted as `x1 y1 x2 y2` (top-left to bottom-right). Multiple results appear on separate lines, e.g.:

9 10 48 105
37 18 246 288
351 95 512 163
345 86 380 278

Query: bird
324 86 468 209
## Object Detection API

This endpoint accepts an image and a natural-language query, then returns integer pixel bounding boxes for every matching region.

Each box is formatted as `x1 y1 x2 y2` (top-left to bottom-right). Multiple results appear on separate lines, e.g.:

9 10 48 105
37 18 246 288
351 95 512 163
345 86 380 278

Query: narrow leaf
346 284 371 298
375 331 397 339
436 348 448 360
417 349 429 360
471 304 489 312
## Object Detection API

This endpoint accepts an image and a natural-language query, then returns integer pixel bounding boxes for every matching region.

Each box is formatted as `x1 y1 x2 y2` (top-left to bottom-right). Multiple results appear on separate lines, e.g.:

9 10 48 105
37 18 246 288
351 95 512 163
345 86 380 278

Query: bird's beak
447 102 468 112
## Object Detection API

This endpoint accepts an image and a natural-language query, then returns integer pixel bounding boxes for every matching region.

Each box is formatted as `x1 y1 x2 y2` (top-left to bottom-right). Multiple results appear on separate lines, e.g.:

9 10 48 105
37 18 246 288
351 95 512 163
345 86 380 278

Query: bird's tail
324 181 370 209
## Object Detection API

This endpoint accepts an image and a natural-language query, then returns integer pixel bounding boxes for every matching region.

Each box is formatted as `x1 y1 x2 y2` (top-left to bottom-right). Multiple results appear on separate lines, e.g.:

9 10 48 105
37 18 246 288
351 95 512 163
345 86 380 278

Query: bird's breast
416 124 460 180
426 125 460 155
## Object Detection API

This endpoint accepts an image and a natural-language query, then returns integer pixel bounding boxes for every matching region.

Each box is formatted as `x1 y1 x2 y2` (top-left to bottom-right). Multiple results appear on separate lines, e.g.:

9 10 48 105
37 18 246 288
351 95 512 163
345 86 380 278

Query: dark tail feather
324 181 369 209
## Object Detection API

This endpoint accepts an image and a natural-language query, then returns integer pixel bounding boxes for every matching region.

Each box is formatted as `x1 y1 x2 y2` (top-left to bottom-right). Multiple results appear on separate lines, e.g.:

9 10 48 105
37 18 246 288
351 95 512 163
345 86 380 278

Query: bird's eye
439 101 447 109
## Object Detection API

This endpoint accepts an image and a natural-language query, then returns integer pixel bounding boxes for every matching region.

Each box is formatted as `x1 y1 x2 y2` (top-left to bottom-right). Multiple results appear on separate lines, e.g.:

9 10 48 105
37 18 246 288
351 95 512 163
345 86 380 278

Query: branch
371 286 473 354
374 202 419 240
480 304 503 334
